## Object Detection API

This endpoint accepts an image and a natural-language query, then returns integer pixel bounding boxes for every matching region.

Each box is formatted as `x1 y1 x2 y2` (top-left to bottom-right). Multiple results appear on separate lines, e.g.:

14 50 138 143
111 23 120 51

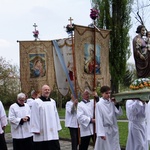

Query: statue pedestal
113 89 150 102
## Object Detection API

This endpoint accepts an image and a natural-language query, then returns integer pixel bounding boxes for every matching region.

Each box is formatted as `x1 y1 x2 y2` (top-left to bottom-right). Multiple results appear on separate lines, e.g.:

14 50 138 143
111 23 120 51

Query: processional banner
19 41 55 94
53 38 74 96
74 25 111 92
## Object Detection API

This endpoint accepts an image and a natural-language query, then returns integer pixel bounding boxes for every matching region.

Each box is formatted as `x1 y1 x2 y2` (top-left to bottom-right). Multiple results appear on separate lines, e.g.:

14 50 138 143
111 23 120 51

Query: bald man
30 85 62 150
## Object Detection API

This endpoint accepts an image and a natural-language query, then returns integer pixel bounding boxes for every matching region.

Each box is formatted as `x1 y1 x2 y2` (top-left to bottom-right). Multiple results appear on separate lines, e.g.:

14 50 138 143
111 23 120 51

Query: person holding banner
30 85 62 150
65 94 78 150
94 86 122 150
77 90 96 150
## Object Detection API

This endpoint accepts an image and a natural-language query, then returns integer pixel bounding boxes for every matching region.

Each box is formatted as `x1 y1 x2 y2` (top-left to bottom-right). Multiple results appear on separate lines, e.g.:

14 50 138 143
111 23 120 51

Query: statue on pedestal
133 25 150 78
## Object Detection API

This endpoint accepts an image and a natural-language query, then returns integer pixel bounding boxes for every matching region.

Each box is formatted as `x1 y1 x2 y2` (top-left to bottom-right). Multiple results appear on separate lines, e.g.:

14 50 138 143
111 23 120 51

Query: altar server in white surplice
94 86 122 150
65 94 79 150
30 85 62 150
0 101 8 150
77 90 96 150
8 93 33 150
126 99 148 150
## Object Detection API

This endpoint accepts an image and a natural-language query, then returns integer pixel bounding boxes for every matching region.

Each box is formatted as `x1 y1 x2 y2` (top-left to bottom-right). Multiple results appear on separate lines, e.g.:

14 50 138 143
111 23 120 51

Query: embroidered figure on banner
29 54 46 78
84 43 101 74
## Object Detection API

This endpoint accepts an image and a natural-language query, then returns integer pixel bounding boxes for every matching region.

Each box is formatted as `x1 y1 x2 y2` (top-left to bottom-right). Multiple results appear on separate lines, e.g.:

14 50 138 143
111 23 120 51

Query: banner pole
93 20 97 146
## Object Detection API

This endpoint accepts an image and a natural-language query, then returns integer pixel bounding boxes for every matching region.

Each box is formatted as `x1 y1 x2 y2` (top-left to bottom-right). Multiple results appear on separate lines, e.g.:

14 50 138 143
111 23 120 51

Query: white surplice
30 98 62 142
8 103 32 139
65 100 78 128
77 99 94 137
94 98 122 150
26 98 34 108
0 101 8 134
126 100 148 150
146 101 150 147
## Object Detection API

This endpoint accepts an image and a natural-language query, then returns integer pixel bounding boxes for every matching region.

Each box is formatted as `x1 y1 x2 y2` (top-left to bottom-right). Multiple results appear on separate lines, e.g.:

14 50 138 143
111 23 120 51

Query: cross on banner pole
68 17 73 25
33 23 37 31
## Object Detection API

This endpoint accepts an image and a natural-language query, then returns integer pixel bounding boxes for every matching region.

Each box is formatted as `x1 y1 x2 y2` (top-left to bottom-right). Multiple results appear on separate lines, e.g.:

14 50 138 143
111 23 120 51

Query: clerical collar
16 102 25 107
40 96 51 101
82 99 90 103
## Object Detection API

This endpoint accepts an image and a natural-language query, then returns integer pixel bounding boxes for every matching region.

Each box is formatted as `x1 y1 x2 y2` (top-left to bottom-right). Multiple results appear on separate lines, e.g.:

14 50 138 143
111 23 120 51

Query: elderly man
30 85 62 150
8 93 33 150
77 90 96 150
0 101 8 150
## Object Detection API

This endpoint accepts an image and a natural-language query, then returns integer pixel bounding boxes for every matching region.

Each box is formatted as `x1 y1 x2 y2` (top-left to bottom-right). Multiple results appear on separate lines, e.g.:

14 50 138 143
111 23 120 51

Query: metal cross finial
33 23 38 30
68 17 73 25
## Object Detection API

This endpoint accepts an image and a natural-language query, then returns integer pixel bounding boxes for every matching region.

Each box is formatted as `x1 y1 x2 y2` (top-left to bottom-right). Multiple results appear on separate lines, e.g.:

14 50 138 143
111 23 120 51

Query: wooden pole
68 17 80 145
93 20 97 146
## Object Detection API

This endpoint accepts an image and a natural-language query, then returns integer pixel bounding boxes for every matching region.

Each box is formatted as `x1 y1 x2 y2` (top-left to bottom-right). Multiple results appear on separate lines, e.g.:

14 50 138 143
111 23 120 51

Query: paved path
5 133 94 150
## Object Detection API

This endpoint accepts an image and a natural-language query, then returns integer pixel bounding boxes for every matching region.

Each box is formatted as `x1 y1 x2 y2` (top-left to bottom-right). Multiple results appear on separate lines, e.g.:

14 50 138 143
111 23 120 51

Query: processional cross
33 23 38 31
68 17 73 25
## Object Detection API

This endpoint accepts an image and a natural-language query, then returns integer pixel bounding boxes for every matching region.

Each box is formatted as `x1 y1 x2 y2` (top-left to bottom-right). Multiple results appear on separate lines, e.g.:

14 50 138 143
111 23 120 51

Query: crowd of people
0 84 150 150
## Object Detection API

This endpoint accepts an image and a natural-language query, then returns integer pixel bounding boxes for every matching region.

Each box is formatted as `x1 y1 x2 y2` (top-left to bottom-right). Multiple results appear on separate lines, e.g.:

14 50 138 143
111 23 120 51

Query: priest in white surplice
8 93 33 150
126 99 148 150
94 86 122 150
77 90 97 150
30 85 62 150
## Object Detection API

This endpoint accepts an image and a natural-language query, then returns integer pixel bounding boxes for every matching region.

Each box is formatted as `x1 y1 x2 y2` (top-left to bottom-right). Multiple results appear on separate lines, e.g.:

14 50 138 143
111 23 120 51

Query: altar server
65 94 78 150
77 90 96 150
94 86 122 150
0 101 8 150
8 93 33 150
30 85 62 150
126 99 148 150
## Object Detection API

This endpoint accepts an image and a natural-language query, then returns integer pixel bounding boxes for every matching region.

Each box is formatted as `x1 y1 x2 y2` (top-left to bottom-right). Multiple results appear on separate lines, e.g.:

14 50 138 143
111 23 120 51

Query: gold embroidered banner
19 41 55 94
74 25 111 92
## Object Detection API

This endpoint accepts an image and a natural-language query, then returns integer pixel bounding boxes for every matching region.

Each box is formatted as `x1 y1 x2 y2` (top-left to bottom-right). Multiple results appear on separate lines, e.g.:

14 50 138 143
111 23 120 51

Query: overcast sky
0 0 149 66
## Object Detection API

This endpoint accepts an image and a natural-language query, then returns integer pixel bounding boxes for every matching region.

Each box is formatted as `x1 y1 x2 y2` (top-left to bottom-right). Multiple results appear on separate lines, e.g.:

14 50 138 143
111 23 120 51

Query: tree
120 62 136 91
131 0 150 29
0 57 21 107
92 0 133 93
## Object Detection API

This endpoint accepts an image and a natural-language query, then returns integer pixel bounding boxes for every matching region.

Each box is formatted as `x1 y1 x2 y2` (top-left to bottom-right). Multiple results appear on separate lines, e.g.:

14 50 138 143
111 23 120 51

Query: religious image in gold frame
84 43 101 74
29 53 46 78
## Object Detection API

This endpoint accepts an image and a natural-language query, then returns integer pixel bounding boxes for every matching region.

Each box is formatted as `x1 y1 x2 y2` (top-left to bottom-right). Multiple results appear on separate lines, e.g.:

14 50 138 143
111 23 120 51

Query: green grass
118 122 128 148
58 109 65 119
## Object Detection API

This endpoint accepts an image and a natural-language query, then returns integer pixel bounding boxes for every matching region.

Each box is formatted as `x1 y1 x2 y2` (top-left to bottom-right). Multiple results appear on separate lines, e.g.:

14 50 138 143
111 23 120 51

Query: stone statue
133 25 150 78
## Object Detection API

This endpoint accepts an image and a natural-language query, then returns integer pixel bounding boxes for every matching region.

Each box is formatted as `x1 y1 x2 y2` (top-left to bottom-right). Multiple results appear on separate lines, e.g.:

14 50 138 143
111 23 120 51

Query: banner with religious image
74 25 111 92
53 38 74 96
19 41 55 94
